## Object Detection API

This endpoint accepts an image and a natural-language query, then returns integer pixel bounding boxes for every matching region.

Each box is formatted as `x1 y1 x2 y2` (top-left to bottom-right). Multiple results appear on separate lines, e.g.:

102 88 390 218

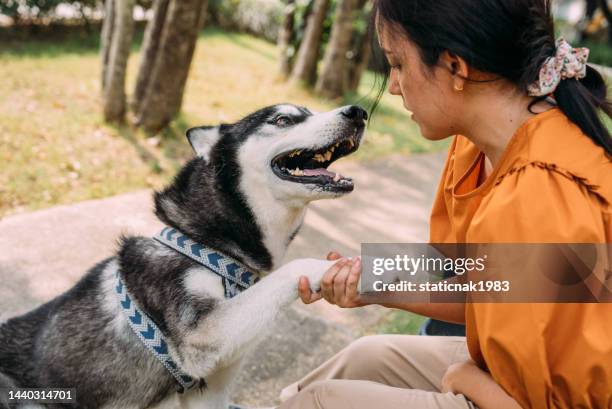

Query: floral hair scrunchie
527 38 590 97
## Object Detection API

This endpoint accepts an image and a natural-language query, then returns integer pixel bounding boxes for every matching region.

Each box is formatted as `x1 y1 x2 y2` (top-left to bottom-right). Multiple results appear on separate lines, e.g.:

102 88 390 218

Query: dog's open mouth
271 130 362 192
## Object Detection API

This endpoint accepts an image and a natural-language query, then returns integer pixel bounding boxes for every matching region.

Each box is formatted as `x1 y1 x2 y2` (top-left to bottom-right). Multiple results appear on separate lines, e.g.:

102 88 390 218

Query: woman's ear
186 126 221 161
440 51 469 92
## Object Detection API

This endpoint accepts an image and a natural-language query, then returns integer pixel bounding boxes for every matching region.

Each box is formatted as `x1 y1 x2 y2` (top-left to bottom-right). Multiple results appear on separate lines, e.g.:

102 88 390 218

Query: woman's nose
388 75 401 96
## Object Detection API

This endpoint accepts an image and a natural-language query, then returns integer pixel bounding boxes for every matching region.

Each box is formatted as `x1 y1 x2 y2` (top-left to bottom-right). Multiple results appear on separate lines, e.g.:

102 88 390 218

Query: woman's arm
442 360 522 409
298 252 465 324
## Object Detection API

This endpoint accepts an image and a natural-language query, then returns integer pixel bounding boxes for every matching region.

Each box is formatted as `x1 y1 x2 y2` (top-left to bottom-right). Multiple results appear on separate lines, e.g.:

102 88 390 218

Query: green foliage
578 40 612 67
0 0 97 21
207 0 284 42
0 0 152 23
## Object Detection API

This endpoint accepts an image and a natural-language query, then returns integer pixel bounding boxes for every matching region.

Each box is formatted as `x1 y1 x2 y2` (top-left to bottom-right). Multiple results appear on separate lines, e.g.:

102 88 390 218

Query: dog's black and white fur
0 104 367 409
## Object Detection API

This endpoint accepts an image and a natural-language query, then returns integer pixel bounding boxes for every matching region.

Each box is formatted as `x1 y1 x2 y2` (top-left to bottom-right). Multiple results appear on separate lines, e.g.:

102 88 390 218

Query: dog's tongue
303 168 335 177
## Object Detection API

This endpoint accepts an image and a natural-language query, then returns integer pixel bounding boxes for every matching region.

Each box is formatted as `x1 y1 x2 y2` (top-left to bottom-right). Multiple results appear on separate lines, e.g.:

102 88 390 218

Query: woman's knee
296 380 349 408
337 335 400 377
345 335 392 355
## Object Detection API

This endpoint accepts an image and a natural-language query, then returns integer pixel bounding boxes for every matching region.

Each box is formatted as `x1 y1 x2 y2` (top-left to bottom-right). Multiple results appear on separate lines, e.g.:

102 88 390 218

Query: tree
278 0 297 78
290 0 330 86
100 0 116 91
580 0 612 44
132 0 170 113
315 0 368 98
598 0 612 44
133 0 208 132
346 10 372 92
101 0 136 123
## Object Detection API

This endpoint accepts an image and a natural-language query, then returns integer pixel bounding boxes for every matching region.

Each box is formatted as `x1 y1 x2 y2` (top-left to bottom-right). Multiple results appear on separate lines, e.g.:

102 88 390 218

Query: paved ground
0 152 445 406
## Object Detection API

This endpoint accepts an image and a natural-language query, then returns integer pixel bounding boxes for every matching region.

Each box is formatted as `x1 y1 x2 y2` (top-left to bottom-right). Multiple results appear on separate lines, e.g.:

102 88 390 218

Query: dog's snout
341 105 368 124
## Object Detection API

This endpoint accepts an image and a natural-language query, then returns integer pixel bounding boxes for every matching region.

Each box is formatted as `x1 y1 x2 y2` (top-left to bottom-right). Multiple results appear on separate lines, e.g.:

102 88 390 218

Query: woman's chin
410 115 451 141
419 126 452 141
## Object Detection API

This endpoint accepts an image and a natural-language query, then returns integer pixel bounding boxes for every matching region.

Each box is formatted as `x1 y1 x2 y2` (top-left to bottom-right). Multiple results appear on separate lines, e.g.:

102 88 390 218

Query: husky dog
0 104 367 409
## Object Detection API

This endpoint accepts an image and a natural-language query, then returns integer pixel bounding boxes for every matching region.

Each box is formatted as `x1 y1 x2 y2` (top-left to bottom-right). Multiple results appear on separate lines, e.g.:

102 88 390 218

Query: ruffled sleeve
467 162 609 243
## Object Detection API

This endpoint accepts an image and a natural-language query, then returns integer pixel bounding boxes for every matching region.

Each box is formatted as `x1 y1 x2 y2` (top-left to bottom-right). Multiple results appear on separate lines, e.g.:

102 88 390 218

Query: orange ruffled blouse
429 108 612 409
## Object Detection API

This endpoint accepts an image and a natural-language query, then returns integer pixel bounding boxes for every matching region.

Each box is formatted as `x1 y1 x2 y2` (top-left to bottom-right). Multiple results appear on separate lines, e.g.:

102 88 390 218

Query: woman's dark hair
371 0 612 155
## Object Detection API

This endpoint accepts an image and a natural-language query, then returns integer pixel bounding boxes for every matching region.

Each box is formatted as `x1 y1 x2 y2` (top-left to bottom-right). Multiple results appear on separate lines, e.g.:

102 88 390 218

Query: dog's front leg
178 358 244 409
182 258 335 377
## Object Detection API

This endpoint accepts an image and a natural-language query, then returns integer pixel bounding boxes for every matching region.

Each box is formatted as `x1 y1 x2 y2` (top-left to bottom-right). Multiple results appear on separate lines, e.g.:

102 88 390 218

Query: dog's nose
341 105 368 124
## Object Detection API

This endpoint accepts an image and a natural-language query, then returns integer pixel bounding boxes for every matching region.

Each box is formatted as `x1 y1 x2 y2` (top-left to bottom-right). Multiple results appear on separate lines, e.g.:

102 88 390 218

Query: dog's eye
274 115 293 127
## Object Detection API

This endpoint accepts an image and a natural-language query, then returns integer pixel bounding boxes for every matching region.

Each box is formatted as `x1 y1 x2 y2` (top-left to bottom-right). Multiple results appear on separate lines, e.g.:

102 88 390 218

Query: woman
266 0 612 408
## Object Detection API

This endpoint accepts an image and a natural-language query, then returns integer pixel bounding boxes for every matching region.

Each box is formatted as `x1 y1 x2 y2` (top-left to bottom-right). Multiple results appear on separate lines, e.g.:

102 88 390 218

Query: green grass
373 310 427 335
0 26 439 218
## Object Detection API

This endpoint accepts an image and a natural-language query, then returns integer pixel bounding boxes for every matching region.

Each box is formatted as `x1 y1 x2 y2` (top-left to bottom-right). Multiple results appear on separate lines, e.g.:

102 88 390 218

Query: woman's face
379 24 464 141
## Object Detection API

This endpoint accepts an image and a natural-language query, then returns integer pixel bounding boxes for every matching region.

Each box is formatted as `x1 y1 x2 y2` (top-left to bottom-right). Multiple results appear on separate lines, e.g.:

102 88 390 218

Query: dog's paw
284 258 336 293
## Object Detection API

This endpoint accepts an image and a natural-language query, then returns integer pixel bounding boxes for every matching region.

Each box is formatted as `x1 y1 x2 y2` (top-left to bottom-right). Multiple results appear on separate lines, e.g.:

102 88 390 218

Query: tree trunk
580 0 598 41
102 0 135 123
290 0 330 86
134 0 207 133
100 0 115 92
598 0 612 45
347 7 372 92
132 0 170 113
278 0 296 78
586 0 598 19
315 0 362 98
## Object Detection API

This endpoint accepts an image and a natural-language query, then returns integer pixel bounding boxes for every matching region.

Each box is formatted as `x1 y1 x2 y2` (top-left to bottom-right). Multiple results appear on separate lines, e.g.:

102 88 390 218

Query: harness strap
114 271 197 393
114 226 261 393
153 226 261 298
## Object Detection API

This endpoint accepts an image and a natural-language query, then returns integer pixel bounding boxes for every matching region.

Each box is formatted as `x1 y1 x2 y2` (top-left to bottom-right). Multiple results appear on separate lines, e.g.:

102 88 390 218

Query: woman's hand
441 360 522 409
441 360 482 394
298 251 364 308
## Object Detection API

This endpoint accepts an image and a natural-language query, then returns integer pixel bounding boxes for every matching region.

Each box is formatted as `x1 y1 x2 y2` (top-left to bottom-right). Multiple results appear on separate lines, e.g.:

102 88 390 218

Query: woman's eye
275 116 293 126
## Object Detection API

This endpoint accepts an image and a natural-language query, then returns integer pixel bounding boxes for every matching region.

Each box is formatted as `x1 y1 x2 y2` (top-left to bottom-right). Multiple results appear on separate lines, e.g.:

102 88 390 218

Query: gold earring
453 83 464 92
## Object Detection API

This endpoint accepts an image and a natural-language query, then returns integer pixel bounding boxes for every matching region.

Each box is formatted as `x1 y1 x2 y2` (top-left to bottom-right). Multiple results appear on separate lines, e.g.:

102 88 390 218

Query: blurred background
1 0 609 219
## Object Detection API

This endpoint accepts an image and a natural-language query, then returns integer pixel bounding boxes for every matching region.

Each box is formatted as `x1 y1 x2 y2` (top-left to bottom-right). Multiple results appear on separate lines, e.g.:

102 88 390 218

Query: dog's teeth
314 153 325 162
333 173 341 182
325 151 333 161
348 139 355 148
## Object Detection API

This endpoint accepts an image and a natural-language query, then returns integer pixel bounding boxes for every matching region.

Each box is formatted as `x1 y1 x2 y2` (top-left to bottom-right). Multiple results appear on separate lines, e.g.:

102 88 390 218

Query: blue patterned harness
114 226 261 393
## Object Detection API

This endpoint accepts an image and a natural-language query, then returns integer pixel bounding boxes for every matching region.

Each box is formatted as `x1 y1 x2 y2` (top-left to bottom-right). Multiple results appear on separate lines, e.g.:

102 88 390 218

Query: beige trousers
277 335 477 409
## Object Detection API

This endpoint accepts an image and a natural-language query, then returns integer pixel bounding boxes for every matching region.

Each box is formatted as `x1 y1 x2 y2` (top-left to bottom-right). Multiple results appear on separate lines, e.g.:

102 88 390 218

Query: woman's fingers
297 276 311 303
346 257 361 303
321 258 349 303
333 262 353 305
298 276 322 304
326 251 343 261
299 256 362 307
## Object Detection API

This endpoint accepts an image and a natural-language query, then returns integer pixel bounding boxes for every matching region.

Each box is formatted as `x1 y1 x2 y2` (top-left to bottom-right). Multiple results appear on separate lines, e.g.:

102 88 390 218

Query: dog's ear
186 126 221 161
